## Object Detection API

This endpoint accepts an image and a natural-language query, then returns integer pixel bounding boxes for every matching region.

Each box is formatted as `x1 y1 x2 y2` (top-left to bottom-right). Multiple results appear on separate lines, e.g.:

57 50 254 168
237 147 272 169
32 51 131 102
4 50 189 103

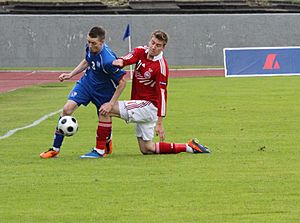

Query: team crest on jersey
144 71 151 79
70 91 77 97
96 61 101 68
136 68 156 87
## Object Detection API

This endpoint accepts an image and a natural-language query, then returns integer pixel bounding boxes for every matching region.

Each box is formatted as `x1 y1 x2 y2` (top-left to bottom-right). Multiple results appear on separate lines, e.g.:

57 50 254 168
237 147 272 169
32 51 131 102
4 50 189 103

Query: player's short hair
151 30 168 46
89 26 105 40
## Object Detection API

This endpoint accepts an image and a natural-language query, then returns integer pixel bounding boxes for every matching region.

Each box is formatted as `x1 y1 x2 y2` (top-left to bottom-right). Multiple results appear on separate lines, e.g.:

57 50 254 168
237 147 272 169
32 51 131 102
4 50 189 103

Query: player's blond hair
151 30 168 46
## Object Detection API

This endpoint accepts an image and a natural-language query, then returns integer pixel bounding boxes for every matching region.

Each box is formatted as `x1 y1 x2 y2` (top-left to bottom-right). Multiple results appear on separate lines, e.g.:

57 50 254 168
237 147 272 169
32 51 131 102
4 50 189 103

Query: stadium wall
0 14 300 68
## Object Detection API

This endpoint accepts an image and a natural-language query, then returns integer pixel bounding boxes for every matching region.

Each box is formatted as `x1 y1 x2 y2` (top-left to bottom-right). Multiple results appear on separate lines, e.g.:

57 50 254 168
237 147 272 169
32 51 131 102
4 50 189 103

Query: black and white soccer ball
57 116 79 137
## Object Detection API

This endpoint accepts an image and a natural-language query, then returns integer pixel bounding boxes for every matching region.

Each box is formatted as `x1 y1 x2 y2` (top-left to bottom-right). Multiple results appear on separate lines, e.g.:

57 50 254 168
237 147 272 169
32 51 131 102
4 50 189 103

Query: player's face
148 37 165 57
87 35 104 54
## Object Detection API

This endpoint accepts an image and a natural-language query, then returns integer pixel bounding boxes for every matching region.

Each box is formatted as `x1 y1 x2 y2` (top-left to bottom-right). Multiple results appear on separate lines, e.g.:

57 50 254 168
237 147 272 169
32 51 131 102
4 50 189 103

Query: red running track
0 69 224 93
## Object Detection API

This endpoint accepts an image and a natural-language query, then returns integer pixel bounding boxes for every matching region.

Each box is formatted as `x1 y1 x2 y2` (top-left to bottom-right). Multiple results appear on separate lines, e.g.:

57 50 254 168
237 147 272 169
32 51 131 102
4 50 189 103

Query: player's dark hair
151 30 168 46
89 26 105 40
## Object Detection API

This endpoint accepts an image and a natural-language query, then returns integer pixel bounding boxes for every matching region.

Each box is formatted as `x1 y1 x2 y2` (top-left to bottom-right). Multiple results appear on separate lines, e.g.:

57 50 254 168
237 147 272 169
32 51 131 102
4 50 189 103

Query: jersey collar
145 48 163 61
153 51 163 61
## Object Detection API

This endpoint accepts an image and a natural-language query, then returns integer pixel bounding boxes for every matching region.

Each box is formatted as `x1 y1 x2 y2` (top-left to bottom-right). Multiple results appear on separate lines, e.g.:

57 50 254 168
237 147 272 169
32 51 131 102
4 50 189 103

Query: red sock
155 142 186 154
96 121 112 150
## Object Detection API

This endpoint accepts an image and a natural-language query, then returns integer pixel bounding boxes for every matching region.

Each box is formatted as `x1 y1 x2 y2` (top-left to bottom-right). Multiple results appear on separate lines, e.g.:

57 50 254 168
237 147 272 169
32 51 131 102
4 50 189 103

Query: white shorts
118 100 158 141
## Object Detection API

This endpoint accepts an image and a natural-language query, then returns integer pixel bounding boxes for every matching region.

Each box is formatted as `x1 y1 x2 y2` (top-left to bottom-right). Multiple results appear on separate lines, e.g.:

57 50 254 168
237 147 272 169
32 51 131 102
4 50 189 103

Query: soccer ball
57 116 79 136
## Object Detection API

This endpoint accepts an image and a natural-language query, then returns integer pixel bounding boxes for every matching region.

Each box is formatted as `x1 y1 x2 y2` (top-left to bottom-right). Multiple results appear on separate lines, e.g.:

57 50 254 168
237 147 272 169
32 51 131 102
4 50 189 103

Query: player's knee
139 144 155 155
140 149 147 155
62 106 73 116
98 113 111 122
140 149 153 155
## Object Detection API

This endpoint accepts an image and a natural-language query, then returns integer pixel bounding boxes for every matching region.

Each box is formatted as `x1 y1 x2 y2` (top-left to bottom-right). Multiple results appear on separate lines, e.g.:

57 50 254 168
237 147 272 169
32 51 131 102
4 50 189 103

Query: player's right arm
59 59 88 82
112 47 143 68
99 76 127 116
112 58 124 68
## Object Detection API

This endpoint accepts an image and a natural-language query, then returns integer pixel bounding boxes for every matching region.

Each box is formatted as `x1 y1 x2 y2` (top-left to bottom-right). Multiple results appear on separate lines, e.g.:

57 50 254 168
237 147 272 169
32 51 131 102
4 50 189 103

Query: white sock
52 147 60 152
94 148 105 155
186 144 193 153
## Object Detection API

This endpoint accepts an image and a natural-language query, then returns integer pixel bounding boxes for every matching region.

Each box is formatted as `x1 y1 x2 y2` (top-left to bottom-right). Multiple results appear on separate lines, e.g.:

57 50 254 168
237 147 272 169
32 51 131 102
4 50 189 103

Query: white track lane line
0 109 62 140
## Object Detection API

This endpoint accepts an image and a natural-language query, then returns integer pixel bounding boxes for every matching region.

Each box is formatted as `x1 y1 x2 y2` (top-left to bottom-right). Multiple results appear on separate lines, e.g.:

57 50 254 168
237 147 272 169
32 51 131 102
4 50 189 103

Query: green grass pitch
0 76 300 222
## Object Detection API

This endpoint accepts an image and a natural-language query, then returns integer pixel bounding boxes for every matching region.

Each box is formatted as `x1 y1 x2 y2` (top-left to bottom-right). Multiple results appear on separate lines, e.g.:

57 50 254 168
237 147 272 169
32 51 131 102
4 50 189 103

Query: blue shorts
68 82 114 109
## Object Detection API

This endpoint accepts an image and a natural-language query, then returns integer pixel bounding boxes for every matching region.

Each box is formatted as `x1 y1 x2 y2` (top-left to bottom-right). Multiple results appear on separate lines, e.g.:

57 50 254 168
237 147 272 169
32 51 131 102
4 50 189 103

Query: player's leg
95 107 113 155
40 100 78 159
137 134 210 154
101 101 121 155
133 135 211 155
111 100 184 154
153 139 210 154
137 136 186 154
54 100 78 147
132 104 210 154
92 115 113 157
137 137 155 154
40 83 89 159
80 101 121 158
135 123 189 154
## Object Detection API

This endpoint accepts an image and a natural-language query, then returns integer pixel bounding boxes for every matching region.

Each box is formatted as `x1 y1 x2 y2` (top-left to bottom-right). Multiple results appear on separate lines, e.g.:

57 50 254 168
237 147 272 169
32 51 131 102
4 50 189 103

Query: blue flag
122 24 130 41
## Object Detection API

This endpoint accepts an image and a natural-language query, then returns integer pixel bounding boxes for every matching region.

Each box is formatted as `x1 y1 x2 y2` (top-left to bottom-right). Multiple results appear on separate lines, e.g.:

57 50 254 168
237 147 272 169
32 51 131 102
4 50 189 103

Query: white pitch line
0 109 62 141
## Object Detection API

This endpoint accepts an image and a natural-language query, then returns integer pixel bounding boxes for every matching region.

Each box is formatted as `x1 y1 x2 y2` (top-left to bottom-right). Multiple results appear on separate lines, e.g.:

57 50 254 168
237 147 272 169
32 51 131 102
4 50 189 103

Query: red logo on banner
263 54 280 70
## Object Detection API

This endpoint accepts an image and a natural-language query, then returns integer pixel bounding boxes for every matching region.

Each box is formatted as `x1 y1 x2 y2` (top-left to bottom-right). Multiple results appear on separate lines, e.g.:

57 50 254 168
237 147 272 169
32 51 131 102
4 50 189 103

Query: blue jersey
69 43 126 108
81 43 125 90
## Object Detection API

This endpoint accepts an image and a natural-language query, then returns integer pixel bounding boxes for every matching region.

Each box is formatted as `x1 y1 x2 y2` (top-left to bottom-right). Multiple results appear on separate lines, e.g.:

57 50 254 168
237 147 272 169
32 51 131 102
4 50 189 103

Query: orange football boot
40 148 59 159
105 140 113 155
188 138 210 153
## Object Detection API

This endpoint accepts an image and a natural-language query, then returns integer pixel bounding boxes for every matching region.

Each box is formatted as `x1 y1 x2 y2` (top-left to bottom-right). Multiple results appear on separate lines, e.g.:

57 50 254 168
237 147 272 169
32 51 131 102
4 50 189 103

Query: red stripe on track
0 69 224 93
170 69 224 77
0 71 80 93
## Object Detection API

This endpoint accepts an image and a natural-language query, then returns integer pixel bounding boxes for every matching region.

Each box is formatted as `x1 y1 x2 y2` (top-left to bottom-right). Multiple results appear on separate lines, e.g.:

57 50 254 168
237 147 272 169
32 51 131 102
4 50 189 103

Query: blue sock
52 116 64 149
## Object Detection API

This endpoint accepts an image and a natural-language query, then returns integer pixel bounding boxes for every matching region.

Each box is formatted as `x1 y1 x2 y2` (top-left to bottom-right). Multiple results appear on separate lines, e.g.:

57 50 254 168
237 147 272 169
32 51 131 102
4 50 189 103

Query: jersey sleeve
121 47 144 66
85 45 91 63
156 59 169 117
102 47 126 83
104 62 126 83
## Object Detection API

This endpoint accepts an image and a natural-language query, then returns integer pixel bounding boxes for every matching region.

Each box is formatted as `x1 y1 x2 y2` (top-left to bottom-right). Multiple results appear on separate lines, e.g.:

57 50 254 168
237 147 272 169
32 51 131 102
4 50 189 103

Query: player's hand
59 73 72 82
99 102 113 116
112 59 124 68
155 123 165 142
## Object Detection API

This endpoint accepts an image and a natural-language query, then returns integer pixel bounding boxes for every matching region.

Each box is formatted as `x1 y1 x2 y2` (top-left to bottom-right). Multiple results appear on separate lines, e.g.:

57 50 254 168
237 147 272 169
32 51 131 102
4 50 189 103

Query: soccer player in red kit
82 30 210 158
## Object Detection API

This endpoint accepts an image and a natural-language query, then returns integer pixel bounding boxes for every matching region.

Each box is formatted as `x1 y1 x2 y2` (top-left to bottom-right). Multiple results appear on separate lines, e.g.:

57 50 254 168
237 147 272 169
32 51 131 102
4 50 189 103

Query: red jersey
121 46 169 117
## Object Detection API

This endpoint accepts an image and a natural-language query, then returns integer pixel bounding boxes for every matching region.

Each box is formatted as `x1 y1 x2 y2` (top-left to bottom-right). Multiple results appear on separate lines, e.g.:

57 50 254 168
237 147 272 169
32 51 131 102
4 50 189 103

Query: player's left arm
155 63 169 141
156 116 165 142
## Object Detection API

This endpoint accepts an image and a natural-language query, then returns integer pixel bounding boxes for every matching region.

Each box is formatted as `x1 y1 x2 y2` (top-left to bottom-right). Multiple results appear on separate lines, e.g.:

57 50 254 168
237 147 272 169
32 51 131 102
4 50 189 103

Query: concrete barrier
1 14 300 67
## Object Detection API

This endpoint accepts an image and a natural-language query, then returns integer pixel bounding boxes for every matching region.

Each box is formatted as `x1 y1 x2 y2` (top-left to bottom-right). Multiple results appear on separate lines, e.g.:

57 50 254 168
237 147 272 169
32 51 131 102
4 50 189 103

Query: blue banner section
224 47 300 77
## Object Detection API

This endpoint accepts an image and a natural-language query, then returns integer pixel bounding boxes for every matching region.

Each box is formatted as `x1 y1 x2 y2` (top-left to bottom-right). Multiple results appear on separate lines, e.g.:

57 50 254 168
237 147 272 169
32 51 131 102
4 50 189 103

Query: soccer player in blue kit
40 26 126 159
